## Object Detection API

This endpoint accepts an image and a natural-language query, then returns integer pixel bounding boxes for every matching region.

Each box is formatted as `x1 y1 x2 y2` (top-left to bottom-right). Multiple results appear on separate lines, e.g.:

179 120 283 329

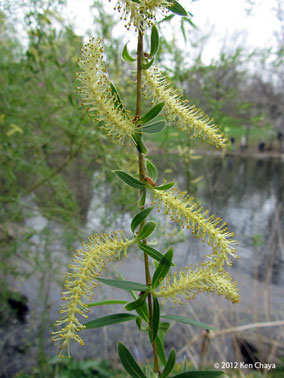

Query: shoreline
192 149 284 160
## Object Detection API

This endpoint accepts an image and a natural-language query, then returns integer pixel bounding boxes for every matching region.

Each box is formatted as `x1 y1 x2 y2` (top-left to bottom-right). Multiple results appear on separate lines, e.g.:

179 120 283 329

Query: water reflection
168 156 284 286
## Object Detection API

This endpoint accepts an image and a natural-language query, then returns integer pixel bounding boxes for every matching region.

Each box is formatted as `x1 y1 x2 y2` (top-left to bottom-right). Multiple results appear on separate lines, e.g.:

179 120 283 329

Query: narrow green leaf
142 57 155 70
131 207 154 233
154 181 175 191
88 299 128 308
132 133 148 154
139 188 146 207
135 301 149 322
138 102 165 124
156 332 167 366
181 17 186 42
150 24 159 56
127 287 149 322
113 170 145 189
152 297 160 341
182 356 187 372
146 159 158 181
122 42 136 62
97 278 149 292
136 221 157 240
152 248 173 289
136 317 142 330
171 372 224 378
138 242 175 266
184 17 197 29
159 14 175 23
167 0 188 16
142 121 165 133
159 322 171 333
84 313 137 329
161 315 216 331
125 291 148 311
160 348 176 378
118 342 147 378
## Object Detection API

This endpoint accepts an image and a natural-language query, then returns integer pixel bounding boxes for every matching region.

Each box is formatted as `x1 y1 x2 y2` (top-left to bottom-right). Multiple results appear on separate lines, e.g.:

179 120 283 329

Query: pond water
1 154 284 375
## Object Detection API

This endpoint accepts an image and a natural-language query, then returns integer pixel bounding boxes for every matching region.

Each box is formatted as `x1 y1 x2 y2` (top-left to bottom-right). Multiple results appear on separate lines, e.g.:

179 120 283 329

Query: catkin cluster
151 186 237 266
112 0 172 32
76 38 137 142
149 185 239 303
143 66 228 150
52 232 134 357
153 266 240 304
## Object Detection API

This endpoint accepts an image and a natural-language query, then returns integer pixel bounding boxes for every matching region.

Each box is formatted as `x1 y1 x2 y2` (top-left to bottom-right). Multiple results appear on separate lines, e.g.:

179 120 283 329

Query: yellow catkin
75 37 137 142
153 265 240 304
51 231 135 358
111 0 172 32
151 185 238 267
143 66 229 150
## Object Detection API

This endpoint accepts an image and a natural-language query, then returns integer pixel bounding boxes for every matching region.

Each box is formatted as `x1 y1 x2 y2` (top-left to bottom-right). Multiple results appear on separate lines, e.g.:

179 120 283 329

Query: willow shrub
52 2 239 377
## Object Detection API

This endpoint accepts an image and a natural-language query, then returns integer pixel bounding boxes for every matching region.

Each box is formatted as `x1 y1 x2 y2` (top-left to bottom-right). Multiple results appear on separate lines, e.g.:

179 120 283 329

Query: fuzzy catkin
76 38 137 142
52 231 135 358
143 66 228 150
153 265 240 304
112 0 172 32
151 185 238 267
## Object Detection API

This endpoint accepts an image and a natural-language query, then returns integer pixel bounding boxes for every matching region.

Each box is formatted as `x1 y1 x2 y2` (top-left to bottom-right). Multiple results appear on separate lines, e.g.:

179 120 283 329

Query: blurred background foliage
0 0 284 376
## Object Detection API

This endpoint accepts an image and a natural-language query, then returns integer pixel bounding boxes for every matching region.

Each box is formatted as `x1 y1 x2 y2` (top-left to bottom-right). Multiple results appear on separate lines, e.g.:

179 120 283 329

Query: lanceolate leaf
171 372 225 378
159 14 175 23
152 297 160 341
184 16 197 29
135 301 149 322
136 221 157 240
132 133 148 154
146 159 158 181
131 207 154 233
142 57 155 70
88 299 128 308
113 170 145 189
161 314 216 331
125 291 148 311
138 102 165 124
167 0 188 16
127 289 149 322
139 188 146 207
84 313 137 329
154 181 175 191
160 348 176 378
159 322 171 334
118 342 147 378
156 332 167 366
138 242 175 266
122 42 136 62
142 121 165 133
152 248 173 289
150 24 160 57
97 278 149 292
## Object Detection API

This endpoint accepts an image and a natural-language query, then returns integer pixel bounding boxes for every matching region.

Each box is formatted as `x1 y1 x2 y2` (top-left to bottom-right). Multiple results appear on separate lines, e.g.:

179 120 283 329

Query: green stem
135 29 159 374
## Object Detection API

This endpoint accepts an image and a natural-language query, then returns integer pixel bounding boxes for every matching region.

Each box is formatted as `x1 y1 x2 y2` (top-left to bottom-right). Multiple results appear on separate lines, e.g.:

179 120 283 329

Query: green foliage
152 249 173 289
117 342 147 378
85 313 138 329
17 359 123 378
161 315 216 331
